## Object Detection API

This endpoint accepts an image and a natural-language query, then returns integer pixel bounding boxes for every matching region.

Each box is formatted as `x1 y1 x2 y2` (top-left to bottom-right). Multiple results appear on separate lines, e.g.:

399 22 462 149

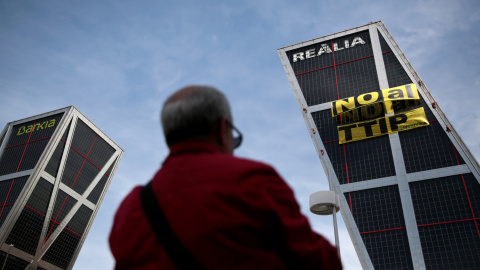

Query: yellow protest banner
331 84 420 117
335 99 421 125
337 107 429 144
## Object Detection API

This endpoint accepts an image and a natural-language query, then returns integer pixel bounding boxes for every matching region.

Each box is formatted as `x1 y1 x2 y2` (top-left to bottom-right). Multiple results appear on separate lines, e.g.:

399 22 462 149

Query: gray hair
161 86 232 146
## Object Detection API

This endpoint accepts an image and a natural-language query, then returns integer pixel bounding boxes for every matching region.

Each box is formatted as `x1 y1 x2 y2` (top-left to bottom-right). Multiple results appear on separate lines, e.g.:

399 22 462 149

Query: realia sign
292 37 366 62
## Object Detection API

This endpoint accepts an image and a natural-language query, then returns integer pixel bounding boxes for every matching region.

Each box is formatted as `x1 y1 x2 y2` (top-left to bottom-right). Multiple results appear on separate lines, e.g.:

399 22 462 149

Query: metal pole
332 205 341 259
1 244 13 270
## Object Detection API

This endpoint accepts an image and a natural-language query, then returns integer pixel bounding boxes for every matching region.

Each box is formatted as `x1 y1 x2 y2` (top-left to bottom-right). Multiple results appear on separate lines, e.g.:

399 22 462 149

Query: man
109 86 342 269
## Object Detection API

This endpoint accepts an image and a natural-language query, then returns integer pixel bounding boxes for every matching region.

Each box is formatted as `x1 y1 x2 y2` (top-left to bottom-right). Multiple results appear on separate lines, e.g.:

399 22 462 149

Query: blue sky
1 0 479 269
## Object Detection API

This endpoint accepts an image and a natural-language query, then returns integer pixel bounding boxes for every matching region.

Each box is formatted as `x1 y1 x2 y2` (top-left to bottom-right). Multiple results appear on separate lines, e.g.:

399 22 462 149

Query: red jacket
109 141 341 269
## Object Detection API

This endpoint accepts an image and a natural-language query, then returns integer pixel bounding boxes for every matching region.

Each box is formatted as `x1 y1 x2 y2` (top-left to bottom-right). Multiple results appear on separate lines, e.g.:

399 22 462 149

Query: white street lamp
309 191 341 259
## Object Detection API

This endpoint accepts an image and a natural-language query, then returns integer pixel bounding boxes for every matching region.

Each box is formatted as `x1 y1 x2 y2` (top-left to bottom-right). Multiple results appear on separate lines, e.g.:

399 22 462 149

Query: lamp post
309 190 341 259
1 244 13 270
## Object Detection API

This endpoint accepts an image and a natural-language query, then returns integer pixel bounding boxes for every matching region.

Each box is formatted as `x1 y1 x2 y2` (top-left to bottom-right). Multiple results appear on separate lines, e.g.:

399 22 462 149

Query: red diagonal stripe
452 144 480 240
360 226 406 235
295 55 376 76
330 40 352 215
16 120 37 172
0 120 37 219
44 135 98 243
417 218 477 227
70 135 97 189
44 195 70 243
61 138 107 173
25 204 83 238
5 136 52 149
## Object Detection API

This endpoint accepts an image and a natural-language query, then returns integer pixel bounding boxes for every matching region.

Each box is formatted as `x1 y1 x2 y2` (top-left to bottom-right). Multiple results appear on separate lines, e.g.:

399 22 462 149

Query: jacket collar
168 140 220 158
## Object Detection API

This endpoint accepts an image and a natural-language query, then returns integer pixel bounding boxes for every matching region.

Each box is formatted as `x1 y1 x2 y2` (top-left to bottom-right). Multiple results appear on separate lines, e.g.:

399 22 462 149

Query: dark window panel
70 162 100 195
343 135 395 183
383 51 413 88
410 174 478 225
333 31 373 64
62 149 103 195
0 138 51 175
5 177 28 205
0 176 29 228
378 30 391 53
16 140 49 172
335 57 380 100
67 205 93 235
42 205 92 269
313 110 396 184
45 140 66 178
312 110 340 144
322 135 396 185
71 120 97 157
49 190 77 227
347 185 405 233
41 228 81 269
400 121 464 173
463 174 480 217
296 55 380 106
25 178 53 213
0 179 13 204
61 150 86 188
45 125 70 178
6 178 53 255
0 206 13 229
361 229 414 270
6 207 45 255
0 252 29 270
0 147 25 176
419 221 480 269
322 136 395 185
87 161 115 204
324 142 349 184
45 189 77 242
87 136 115 170
378 32 413 88
297 68 338 106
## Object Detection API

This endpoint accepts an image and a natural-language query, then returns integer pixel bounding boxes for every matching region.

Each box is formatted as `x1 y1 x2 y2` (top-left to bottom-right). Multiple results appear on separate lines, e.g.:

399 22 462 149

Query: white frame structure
278 21 480 269
0 106 123 270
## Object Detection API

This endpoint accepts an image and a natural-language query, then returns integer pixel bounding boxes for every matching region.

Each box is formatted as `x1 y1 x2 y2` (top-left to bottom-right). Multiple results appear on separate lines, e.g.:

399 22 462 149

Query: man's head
161 85 239 153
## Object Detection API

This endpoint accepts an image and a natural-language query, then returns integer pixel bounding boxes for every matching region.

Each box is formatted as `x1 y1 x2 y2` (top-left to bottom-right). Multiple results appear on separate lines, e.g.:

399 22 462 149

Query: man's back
109 141 341 269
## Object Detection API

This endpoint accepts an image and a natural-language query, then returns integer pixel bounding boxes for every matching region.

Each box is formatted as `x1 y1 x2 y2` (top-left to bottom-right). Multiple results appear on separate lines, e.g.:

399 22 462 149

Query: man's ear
217 118 234 154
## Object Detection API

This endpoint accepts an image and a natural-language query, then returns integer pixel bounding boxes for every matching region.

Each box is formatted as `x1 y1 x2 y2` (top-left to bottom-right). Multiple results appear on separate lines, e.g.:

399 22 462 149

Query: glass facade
279 22 480 269
0 107 123 270
0 113 63 176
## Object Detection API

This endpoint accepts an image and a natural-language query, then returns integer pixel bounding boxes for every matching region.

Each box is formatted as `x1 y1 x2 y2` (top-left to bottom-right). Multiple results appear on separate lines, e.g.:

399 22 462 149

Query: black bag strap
140 182 204 269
